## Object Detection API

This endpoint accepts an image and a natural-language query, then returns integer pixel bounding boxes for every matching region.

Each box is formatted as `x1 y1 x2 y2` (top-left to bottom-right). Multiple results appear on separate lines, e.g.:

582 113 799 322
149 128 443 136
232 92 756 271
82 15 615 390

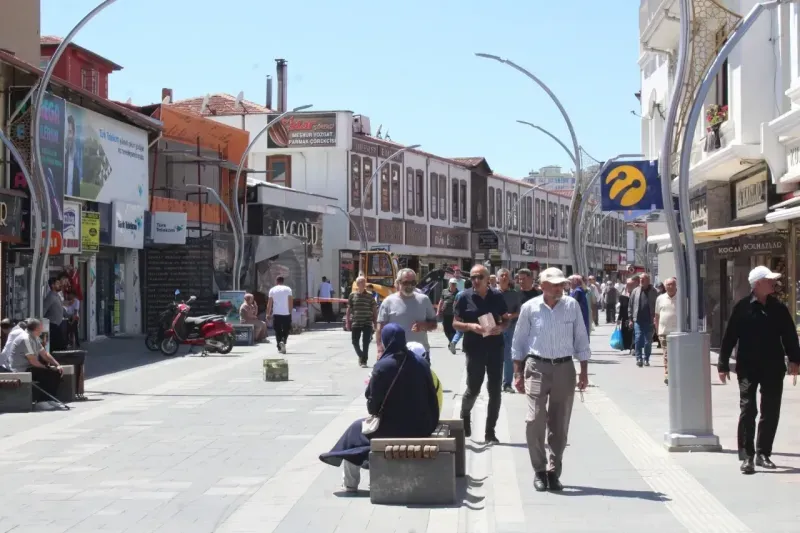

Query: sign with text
601 160 663 211
478 231 499 250
733 170 767 219
267 113 337 148
151 211 187 244
81 211 100 252
0 189 26 244
378 219 403 245
61 200 82 254
351 138 405 163
111 201 145 249
405 221 428 247
430 225 468 250
520 237 534 256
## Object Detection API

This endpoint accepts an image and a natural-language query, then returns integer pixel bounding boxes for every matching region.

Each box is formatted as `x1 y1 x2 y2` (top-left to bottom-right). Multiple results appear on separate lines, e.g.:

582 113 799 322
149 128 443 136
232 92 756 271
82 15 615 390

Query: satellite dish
235 91 244 108
200 94 210 114
161 95 170 105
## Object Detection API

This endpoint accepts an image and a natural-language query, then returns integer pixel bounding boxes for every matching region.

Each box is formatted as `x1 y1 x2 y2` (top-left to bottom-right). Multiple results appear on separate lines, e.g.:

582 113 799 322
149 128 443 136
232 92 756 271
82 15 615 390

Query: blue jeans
451 330 462 346
634 322 653 362
502 324 515 387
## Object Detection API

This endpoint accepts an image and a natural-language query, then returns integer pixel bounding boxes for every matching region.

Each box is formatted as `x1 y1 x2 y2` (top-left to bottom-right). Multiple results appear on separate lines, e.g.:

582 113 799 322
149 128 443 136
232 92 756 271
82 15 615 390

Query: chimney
275 59 287 112
161 88 173 103
266 75 273 110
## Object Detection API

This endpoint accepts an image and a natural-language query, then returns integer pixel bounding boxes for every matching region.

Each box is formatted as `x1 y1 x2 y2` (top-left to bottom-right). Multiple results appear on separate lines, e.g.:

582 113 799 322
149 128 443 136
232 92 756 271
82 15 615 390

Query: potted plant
705 104 728 151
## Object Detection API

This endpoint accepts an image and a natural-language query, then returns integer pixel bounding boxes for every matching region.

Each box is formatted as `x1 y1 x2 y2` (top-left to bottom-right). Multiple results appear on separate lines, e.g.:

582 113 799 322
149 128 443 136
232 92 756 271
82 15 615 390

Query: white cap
748 265 781 285
448 278 458 285
407 341 427 358
539 267 568 285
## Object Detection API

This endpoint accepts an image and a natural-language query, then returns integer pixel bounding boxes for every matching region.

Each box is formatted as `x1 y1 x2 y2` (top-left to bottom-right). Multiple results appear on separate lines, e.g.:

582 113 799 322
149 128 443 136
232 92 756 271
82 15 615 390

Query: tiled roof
352 132 469 168
171 94 274 116
40 35 123 70
452 157 486 168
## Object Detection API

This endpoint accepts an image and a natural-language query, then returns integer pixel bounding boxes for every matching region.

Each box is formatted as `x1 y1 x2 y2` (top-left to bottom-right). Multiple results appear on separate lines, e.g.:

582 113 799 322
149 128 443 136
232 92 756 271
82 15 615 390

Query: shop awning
766 204 800 224
646 223 783 245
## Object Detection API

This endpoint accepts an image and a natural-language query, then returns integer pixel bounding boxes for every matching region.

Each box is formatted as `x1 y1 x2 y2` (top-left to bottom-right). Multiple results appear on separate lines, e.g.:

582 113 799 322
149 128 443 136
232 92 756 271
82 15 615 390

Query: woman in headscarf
319 323 440 493
617 278 635 353
239 293 267 342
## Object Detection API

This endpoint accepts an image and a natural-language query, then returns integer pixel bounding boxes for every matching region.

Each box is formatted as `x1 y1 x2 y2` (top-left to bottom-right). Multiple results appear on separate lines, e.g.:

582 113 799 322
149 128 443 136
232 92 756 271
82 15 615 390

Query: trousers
634 322 653 362
738 372 784 458
442 315 455 342
460 346 503 434
502 326 516 387
273 315 291 345
29 366 61 401
351 326 372 364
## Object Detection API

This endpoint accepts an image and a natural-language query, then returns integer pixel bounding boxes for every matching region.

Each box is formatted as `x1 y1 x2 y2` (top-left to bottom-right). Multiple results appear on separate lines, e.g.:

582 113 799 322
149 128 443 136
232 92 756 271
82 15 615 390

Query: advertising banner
0 189 26 244
151 211 187 244
266 113 337 148
600 160 663 212
40 94 66 242
81 211 100 252
64 102 148 207
62 200 82 254
111 201 145 249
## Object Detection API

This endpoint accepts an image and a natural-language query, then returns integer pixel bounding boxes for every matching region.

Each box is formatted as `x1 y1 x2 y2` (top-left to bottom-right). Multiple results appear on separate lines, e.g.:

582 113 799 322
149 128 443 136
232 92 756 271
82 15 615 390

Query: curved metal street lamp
327 204 366 247
516 120 578 166
186 184 237 288
231 104 313 290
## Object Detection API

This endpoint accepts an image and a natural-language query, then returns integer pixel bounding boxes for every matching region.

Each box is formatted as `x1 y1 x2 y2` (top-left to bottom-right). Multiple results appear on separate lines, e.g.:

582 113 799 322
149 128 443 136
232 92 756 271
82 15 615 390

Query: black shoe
533 472 548 492
502 384 514 393
636 360 643 368
546 471 563 491
664 377 669 385
740 456 755 474
462 415 471 438
644 361 650 367
756 454 777 469
485 431 499 445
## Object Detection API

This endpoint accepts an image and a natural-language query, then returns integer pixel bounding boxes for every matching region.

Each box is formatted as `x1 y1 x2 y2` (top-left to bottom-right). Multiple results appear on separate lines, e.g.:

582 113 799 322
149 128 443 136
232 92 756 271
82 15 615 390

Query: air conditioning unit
353 114 371 135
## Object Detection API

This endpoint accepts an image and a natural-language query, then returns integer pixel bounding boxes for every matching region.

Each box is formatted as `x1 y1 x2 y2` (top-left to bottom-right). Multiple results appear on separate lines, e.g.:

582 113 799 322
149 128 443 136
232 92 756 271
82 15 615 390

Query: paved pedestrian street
2 325 800 533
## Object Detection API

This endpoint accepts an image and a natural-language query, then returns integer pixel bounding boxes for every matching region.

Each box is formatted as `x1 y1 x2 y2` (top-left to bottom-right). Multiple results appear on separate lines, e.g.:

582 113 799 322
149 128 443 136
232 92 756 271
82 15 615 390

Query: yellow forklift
352 250 399 303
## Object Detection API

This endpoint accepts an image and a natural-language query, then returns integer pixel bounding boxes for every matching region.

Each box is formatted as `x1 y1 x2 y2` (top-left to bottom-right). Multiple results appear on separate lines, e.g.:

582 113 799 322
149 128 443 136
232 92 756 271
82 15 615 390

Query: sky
41 0 642 179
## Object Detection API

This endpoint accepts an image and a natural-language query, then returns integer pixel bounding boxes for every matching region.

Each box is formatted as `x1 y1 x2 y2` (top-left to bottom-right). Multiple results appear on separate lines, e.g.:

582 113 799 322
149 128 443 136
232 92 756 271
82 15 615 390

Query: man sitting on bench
2 319 63 406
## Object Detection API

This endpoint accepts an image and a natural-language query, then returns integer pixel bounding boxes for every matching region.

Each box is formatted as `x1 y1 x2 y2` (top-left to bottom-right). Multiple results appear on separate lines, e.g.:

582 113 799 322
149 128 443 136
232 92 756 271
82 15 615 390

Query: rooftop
171 94 274 116
40 36 123 71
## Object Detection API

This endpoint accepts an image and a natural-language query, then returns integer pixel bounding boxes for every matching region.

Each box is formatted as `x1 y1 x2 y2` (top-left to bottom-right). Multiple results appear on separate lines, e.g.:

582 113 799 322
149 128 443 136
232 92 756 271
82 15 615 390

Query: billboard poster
62 200 82 254
64 102 148 207
266 113 337 148
81 211 100 253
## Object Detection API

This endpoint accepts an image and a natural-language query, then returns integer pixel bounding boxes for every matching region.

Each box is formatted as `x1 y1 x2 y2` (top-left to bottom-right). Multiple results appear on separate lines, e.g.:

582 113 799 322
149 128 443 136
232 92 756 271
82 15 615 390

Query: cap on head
406 341 428 361
539 267 568 285
748 265 781 286
448 278 458 286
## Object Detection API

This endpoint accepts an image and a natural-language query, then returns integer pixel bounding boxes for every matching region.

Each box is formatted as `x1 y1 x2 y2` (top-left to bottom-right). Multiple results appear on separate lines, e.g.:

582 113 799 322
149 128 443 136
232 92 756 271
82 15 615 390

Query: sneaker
448 342 456 354
644 361 650 367
502 384 514 393
485 431 500 445
359 362 367 368
278 342 286 354
341 485 359 494
636 360 643 368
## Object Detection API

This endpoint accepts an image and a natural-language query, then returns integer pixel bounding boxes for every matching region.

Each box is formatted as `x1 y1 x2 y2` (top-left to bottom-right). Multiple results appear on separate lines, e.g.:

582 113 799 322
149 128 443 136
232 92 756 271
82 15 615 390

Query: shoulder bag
362 354 408 435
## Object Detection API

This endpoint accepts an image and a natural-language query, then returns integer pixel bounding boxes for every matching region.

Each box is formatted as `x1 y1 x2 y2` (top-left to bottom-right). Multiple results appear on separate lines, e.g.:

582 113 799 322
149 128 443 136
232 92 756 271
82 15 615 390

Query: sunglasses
400 280 416 286
470 275 485 281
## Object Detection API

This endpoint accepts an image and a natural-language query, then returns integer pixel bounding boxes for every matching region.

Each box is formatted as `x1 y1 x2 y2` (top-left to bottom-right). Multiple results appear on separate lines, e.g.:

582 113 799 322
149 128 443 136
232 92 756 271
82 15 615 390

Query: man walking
568 275 590 335
318 276 335 322
512 268 590 492
346 276 377 367
376 268 437 359
497 268 521 393
267 276 293 354
453 265 508 444
718 266 800 474
628 273 657 367
587 275 602 327
517 268 542 305
437 278 459 345
603 280 618 324
654 277 678 385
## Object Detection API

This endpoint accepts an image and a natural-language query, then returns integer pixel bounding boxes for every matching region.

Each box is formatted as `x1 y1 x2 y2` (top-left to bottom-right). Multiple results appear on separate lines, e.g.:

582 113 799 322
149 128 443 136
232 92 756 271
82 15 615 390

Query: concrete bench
55 365 76 404
369 437 457 505
233 324 255 346
438 419 466 478
0 372 33 412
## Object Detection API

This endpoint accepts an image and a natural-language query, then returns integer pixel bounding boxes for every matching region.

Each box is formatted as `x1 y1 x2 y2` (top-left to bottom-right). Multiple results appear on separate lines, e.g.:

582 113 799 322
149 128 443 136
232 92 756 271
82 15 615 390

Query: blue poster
600 160 663 212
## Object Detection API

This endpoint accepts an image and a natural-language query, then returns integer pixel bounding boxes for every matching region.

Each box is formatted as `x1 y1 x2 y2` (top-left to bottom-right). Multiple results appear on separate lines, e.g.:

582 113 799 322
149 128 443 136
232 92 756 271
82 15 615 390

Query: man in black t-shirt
517 268 542 305
453 264 508 444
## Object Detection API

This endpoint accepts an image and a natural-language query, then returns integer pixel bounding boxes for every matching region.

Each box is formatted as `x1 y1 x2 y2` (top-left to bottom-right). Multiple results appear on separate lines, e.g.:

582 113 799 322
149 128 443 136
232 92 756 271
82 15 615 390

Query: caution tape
306 297 349 304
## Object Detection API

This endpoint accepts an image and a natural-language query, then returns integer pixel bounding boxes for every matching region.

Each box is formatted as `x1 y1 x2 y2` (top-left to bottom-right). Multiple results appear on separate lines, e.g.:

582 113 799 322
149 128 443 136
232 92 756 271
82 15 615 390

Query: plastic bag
610 327 623 351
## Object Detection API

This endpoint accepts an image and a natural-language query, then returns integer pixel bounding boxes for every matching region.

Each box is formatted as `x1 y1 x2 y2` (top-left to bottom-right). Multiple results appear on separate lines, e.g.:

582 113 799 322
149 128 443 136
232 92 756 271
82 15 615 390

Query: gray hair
396 268 417 283
496 268 510 277
355 275 366 284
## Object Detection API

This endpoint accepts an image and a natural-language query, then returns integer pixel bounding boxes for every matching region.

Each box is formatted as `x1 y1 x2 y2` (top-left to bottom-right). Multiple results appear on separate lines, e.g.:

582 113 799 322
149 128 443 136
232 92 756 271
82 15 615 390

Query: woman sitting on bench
319 323 440 493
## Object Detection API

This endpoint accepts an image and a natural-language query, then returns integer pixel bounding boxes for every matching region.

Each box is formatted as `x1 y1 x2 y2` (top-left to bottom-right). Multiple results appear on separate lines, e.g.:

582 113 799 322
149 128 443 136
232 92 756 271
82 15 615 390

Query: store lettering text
274 219 320 245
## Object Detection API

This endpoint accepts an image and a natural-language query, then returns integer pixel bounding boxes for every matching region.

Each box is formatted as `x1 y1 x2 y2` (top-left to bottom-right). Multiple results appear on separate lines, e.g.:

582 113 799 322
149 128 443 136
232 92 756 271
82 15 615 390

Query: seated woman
319 323 440 493
239 293 267 342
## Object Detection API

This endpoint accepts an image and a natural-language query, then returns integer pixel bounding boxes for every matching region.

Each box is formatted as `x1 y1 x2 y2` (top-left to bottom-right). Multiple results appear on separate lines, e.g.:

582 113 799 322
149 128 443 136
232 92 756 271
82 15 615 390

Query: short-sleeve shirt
521 288 542 306
440 289 458 316
454 288 508 353
348 291 377 328
377 292 436 350
502 289 522 329
655 293 678 336
6 332 40 372
269 285 293 316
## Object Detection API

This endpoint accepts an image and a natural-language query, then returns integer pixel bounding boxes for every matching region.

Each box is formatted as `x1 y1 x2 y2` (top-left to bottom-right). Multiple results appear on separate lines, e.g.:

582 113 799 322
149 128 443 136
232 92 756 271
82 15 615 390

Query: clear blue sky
41 0 642 179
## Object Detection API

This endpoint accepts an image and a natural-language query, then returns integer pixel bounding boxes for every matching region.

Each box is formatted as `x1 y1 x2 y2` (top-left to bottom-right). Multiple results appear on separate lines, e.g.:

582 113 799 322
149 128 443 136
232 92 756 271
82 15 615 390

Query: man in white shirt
318 276 335 323
268 277 293 354
654 277 678 386
512 267 591 492
587 275 602 327
1 319 28 369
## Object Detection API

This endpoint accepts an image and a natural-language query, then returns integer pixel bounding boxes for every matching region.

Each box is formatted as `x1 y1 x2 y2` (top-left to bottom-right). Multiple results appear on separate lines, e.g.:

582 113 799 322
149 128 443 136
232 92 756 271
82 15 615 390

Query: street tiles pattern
0 326 797 532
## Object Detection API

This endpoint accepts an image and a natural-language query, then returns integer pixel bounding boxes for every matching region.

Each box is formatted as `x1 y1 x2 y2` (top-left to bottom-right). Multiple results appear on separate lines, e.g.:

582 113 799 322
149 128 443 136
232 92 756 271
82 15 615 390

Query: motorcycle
145 290 183 352
160 294 235 356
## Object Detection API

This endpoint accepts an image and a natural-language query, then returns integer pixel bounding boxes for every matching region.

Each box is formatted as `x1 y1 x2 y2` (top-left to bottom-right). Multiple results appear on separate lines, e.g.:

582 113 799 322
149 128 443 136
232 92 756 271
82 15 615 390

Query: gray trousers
524 357 576 474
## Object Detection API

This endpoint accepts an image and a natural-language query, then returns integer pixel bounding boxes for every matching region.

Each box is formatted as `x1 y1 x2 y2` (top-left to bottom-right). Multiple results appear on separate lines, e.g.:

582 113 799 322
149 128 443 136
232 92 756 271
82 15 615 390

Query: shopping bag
610 327 623 351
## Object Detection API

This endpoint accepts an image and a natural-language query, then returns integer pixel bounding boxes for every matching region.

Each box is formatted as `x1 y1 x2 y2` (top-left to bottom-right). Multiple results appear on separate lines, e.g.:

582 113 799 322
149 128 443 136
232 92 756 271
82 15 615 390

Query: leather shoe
546 471 563 491
533 472 548 492
740 456 755 474
756 454 777 469
484 431 499 445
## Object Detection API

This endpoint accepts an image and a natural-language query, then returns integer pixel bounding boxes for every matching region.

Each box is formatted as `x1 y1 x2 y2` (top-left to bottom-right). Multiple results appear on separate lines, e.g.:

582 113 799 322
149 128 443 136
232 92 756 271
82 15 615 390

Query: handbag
362 354 407 435
610 326 623 351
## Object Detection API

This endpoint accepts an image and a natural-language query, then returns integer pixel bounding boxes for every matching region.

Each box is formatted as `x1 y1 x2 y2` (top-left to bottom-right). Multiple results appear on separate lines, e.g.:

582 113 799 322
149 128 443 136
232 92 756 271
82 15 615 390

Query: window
496 189 503 229
390 164 401 213
438 175 447 220
534 199 540 234
505 192 512 229
550 202 557 237
510 193 517 230
459 180 467 223
406 167 415 216
363 158 373 210
349 155 361 208
488 186 495 226
452 179 459 223
714 28 729 108
416 170 424 217
526 197 533 233
380 166 390 212
81 68 99 95
267 155 291 187
431 172 439 218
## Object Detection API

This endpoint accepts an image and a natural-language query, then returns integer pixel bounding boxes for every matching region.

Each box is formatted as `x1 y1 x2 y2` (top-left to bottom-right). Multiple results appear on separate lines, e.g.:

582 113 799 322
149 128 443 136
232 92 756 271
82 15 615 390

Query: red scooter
160 295 235 356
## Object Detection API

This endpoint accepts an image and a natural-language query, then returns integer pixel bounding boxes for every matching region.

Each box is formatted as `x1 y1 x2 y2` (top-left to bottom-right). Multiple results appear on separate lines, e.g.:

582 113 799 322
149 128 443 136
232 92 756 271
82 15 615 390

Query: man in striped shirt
346 276 378 367
512 267 591 492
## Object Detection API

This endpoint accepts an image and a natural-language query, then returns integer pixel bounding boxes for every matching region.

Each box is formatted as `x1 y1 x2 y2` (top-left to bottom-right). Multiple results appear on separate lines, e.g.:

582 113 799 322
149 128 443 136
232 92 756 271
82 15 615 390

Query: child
406 341 443 414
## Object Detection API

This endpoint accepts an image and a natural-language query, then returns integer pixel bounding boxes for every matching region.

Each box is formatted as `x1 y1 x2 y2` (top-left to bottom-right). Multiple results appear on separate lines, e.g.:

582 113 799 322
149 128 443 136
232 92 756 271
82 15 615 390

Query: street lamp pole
355 144 421 250
328 204 366 248
516 120 578 167
476 53 583 273
232 104 313 290
186 184 237 290
31 0 118 317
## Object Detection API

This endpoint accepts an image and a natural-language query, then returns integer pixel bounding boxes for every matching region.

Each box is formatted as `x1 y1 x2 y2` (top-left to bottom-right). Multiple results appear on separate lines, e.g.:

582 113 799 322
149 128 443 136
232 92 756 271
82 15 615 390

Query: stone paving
1 322 799 532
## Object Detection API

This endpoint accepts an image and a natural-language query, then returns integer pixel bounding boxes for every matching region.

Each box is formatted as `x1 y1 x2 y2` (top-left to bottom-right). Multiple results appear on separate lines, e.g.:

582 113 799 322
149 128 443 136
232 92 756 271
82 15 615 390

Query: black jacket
719 294 800 375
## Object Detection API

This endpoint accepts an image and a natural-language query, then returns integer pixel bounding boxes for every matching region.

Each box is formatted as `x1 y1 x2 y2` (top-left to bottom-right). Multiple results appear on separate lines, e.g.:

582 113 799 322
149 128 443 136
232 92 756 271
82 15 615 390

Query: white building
523 165 576 191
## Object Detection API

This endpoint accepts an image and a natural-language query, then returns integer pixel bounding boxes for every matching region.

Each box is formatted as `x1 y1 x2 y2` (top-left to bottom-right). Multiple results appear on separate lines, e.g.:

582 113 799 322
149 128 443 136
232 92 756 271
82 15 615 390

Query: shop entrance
95 254 114 337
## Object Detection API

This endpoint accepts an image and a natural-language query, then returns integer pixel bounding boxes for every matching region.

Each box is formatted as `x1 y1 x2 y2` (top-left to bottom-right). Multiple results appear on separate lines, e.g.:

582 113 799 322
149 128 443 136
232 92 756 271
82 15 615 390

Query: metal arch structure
516 120 578 167
327 204 366 249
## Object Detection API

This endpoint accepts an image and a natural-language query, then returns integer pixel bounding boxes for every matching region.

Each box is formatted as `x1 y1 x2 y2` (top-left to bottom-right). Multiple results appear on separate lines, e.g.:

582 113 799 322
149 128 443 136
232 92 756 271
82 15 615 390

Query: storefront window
391 164 401 213
459 180 467 223
416 170 425 217
363 158 373 210
452 178 459 223
438 175 447 220
380 166 390 212
431 173 439 219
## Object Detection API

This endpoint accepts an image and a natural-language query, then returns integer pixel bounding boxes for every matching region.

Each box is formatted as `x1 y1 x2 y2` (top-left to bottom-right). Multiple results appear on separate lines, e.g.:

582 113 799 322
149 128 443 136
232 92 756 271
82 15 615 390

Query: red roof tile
40 35 123 70
452 157 486 168
171 94 274 116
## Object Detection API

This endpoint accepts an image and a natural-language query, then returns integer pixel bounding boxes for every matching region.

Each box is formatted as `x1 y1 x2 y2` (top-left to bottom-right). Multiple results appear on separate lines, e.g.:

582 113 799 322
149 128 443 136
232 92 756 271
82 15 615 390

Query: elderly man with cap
512 267 590 492
719 265 800 474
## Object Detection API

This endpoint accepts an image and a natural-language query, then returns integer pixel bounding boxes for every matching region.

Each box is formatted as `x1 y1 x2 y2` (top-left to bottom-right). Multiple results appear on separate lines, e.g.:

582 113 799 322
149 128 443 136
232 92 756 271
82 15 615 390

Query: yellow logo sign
605 165 646 207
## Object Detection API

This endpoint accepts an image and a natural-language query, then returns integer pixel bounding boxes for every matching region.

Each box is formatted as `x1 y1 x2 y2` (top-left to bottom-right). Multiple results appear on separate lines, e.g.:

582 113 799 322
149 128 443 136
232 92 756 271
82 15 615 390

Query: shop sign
152 211 187 245
262 206 324 257
787 143 800 174
716 237 784 257
405 221 428 247
604 264 617 272
370 245 390 251
535 239 548 257
619 252 627 265
61 201 82 254
352 138 405 163
267 112 337 148
690 194 708 230
520 237 534 256
733 170 768 219
378 219 403 245
111 201 145 249
478 231 499 251
81 211 100 252
548 241 560 259
350 216 376 243
430 225 468 250
0 189 25 244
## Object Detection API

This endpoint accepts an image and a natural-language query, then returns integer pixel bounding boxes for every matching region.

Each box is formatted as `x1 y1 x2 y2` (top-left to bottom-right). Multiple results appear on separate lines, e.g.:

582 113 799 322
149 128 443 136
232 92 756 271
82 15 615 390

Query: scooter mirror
188 296 197 303
174 289 180 296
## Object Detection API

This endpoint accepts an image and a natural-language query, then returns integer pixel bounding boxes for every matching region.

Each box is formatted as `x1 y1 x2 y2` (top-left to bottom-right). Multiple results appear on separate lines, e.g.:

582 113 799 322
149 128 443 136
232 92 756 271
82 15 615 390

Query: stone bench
369 437 457 505
233 324 255 346
0 372 33 412
438 419 466 478
263 358 288 381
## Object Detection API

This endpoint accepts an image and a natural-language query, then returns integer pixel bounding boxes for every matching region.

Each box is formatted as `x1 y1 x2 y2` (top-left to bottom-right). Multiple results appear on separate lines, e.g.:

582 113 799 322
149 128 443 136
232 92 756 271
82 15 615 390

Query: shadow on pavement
82 336 175 380
554 485 670 501
86 391 346 398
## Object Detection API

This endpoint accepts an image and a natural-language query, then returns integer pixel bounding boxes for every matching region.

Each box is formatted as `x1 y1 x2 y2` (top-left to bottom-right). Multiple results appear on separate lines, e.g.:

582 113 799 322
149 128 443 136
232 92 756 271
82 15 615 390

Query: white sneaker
448 342 456 354
278 342 286 354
